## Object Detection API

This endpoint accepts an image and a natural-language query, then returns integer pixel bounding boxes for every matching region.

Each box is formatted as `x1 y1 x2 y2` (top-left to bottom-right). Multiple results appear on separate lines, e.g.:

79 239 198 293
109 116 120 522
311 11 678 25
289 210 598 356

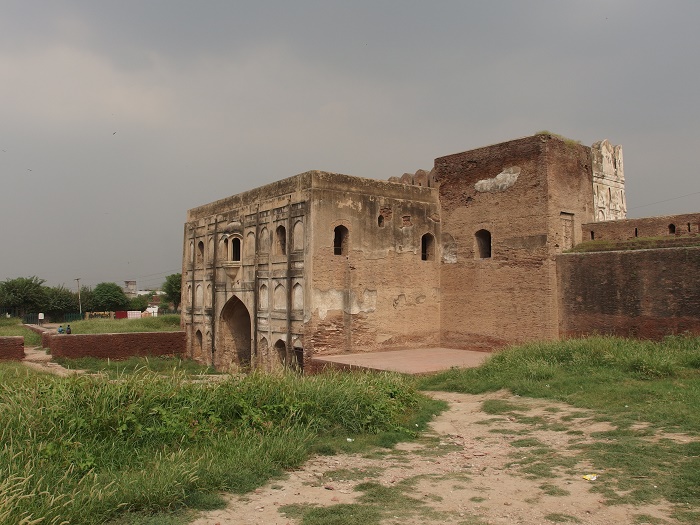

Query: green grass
54 355 218 377
0 316 41 345
419 335 700 521
65 314 182 334
0 367 432 525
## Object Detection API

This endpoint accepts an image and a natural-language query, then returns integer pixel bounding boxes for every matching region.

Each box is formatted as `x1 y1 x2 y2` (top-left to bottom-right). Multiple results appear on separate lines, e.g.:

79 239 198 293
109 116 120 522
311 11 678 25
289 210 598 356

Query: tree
91 282 129 312
129 294 150 312
0 276 47 317
43 285 79 318
162 273 182 310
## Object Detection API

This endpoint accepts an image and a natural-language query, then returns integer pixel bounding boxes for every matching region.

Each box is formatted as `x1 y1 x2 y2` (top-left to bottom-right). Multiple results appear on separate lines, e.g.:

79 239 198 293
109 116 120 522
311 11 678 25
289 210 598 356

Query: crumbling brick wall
435 134 593 348
558 247 700 339
47 331 186 359
584 213 700 241
0 337 24 360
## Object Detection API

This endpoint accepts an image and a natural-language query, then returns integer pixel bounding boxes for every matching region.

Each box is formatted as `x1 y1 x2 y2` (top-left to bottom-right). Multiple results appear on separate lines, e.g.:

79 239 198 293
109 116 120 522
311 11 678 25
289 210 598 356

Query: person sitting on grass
57 325 65 334
66 325 72 334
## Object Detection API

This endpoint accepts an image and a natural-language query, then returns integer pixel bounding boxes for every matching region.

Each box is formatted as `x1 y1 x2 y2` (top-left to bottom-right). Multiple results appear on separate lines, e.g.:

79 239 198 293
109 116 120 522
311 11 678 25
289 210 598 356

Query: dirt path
191 391 681 525
21 346 81 376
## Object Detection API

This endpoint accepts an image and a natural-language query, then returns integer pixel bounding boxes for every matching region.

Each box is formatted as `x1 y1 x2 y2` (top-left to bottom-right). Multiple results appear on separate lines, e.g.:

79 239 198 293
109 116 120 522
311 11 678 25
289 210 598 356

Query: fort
182 132 700 372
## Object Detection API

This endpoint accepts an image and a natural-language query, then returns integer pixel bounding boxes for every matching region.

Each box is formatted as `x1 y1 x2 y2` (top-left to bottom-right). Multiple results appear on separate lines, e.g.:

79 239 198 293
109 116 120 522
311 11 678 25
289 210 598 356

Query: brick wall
0 337 24 360
435 134 593 348
584 213 700 241
558 247 700 339
46 331 186 359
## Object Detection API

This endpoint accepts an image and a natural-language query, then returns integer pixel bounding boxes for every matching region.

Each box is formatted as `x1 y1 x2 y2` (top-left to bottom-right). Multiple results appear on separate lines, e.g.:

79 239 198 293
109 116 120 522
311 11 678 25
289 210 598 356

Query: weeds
420 335 700 521
0 367 425 524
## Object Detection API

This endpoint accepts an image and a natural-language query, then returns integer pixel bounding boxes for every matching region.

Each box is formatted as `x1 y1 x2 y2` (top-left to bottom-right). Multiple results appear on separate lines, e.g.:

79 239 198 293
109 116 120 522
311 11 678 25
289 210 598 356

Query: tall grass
0 366 423 524
0 317 41 346
420 335 700 432
53 356 219 377
67 315 182 334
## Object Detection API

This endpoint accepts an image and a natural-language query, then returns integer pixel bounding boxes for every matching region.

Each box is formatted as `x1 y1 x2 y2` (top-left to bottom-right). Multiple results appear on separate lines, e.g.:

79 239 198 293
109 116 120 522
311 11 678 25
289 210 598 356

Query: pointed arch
246 232 256 257
275 225 287 255
219 295 252 370
292 283 303 311
259 227 270 252
274 284 286 310
274 339 286 366
259 284 269 310
293 220 304 252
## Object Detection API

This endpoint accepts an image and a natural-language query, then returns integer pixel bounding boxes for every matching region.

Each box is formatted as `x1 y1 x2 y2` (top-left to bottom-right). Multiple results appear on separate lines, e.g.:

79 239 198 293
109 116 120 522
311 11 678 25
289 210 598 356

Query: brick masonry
558 247 700 339
0 336 24 360
584 213 700 241
46 331 186 359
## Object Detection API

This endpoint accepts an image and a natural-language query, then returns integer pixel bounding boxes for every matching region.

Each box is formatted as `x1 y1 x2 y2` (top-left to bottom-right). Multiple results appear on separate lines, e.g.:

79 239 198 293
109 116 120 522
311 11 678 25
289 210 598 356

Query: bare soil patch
191 390 683 525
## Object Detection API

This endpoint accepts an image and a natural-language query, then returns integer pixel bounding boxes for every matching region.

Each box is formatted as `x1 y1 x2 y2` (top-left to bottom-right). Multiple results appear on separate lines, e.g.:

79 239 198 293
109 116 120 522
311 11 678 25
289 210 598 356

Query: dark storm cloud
1 1 698 287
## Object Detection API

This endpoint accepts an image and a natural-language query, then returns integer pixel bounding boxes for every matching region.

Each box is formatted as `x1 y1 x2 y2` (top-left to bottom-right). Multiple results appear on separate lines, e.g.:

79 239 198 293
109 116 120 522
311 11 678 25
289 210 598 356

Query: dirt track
191 390 680 525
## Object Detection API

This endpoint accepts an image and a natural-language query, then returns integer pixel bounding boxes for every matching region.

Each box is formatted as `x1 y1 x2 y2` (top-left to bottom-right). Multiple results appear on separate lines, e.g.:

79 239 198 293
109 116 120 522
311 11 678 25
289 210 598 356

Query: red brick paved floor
310 347 491 374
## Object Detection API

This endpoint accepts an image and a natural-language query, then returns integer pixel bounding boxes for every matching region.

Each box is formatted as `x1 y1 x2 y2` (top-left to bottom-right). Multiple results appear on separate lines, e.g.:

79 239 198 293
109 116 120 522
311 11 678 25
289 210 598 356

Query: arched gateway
218 295 252 371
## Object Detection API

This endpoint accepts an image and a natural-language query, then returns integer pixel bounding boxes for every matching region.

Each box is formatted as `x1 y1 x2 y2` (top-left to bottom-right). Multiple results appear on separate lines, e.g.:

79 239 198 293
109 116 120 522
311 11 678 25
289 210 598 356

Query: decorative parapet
592 140 626 221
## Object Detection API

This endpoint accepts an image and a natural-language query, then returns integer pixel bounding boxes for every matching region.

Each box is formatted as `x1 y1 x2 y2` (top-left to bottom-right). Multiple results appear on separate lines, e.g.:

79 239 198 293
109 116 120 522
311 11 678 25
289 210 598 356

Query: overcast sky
1 1 698 289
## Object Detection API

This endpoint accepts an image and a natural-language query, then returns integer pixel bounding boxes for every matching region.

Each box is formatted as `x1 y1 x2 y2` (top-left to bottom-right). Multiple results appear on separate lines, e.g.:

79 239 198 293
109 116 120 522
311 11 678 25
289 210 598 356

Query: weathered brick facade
183 133 700 372
558 248 700 339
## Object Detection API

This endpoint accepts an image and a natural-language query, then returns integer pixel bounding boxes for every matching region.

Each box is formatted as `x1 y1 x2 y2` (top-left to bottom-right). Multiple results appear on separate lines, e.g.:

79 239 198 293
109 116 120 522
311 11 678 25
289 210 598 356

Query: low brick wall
558 247 700 339
0 336 25 360
583 213 700 241
46 331 186 359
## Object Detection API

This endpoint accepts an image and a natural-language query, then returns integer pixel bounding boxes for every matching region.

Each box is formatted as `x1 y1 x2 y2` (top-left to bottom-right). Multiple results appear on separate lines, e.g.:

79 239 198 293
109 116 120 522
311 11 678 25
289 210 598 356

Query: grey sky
1 1 698 289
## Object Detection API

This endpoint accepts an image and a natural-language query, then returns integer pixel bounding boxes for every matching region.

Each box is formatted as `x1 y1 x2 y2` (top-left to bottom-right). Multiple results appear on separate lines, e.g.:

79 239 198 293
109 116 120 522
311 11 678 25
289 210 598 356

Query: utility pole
75 278 82 317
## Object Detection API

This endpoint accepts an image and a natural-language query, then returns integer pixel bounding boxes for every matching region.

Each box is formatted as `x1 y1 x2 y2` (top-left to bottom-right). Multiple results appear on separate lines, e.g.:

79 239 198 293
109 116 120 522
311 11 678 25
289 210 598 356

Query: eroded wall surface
558 248 700 339
435 134 594 349
183 170 441 370
305 173 441 355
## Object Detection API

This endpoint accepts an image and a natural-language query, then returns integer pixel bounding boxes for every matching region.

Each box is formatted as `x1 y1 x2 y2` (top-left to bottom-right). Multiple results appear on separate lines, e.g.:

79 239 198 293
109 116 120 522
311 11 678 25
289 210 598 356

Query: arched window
421 233 435 261
195 330 203 358
634 228 638 238
334 225 349 256
197 241 204 265
669 224 676 234
195 284 203 307
274 339 286 366
475 229 491 259
232 238 241 261
275 225 287 255
378 215 385 227
223 238 230 260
